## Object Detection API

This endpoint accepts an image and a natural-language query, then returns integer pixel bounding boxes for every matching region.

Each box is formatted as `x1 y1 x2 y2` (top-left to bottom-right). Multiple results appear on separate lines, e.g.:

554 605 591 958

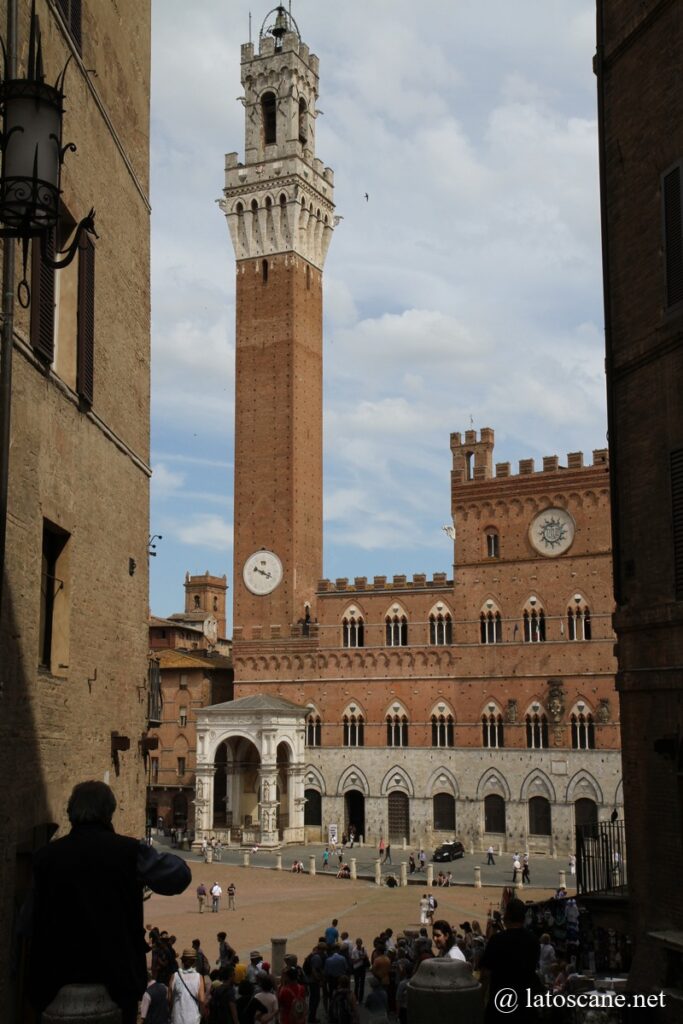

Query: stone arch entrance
345 789 365 838
194 694 308 847
388 791 410 842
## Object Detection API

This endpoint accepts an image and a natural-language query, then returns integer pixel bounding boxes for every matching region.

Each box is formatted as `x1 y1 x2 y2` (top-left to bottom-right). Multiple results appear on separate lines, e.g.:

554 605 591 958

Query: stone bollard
359 835 364 847
275 853 282 870
427 863 434 887
243 851 250 867
513 880 524 899
309 855 316 876
206 847 213 863
350 857 357 880
559 869 566 889
407 957 484 1023
375 859 382 885
402 836 407 850
271 937 287 978
42 984 122 1023
474 865 482 888
400 862 408 887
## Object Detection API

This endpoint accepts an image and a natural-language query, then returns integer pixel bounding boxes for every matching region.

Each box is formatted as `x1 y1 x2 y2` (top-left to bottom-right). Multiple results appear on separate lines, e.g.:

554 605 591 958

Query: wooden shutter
30 232 55 364
77 235 95 407
663 164 683 308
672 448 683 600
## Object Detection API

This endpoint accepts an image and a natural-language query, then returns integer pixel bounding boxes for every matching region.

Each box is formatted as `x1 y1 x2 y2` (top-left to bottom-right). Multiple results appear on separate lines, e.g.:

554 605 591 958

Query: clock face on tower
529 508 575 557
243 550 283 595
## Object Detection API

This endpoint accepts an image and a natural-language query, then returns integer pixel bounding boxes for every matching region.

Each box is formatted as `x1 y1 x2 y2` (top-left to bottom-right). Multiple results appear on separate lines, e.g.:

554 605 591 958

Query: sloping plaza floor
145 854 574 969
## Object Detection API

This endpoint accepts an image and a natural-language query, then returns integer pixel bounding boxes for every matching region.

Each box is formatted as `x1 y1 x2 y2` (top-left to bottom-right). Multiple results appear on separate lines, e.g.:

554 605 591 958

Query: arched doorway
276 742 292 835
575 798 598 838
388 791 410 842
213 741 229 826
484 794 506 834
173 793 188 828
345 790 365 838
433 793 456 832
304 789 322 826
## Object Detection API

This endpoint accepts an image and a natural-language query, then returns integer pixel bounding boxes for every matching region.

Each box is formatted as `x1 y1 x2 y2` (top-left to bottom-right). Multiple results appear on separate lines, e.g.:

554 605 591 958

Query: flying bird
364 193 369 202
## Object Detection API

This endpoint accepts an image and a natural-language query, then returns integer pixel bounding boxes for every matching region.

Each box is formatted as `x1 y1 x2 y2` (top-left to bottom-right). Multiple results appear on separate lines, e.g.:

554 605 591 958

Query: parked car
433 841 465 862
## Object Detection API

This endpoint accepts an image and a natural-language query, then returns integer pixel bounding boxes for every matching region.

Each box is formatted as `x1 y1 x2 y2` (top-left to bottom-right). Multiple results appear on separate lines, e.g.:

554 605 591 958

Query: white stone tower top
219 4 336 270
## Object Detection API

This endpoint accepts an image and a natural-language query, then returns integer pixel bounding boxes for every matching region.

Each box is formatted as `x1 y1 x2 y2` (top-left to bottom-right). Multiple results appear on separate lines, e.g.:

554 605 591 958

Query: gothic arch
337 764 370 796
426 766 459 798
380 765 415 797
614 779 623 807
384 698 409 718
476 767 511 802
304 764 326 795
520 769 556 803
566 770 603 805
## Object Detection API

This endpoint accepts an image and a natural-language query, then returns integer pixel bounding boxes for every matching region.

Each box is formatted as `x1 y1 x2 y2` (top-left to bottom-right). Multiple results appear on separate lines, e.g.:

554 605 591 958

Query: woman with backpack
349 938 369 1002
277 966 307 1024
169 949 205 1024
329 975 359 1024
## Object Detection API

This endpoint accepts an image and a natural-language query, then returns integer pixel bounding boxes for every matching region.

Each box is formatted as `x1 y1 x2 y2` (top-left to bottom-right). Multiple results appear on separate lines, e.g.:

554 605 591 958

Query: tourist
363 975 389 1023
228 882 237 910
217 932 235 969
29 780 190 1024
539 933 556 985
278 965 307 1024
487 845 496 865
350 937 369 1002
418 849 426 871
324 944 348 1000
283 953 307 987
196 882 207 914
210 881 222 912
427 893 437 924
140 970 170 1024
432 920 466 962
329 974 359 1024
322 847 330 870
419 894 429 925
215 839 223 862
325 919 340 947
250 973 279 1023
201 837 208 862
568 853 576 876
247 951 265 984
169 948 205 1024
479 898 541 1022
192 938 210 978
303 941 326 1022
409 854 416 874
207 964 238 1024
378 837 385 861
445 871 453 887
384 842 392 865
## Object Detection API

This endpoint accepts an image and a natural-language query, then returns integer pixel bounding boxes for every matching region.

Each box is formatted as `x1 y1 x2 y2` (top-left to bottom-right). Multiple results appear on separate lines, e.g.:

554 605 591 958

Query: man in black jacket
30 780 191 1023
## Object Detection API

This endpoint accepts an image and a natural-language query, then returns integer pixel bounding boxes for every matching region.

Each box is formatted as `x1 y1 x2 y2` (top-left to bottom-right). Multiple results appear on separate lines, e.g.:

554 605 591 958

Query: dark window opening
433 793 456 831
386 714 409 747
343 714 364 747
306 715 322 747
529 796 552 836
262 259 269 283
385 614 408 646
39 520 69 670
431 714 455 748
482 713 504 748
298 97 308 144
571 713 595 750
430 612 453 645
342 616 364 648
484 794 506 833
480 610 502 643
524 608 546 642
526 713 549 749
486 529 500 558
262 91 277 145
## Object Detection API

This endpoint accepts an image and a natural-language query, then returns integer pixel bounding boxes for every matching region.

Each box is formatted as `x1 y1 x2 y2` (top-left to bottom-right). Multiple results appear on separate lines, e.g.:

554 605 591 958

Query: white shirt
445 945 466 961
211 884 222 897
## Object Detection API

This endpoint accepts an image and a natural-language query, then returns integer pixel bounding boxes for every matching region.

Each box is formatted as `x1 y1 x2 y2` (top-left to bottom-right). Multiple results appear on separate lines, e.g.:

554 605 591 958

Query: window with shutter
77 235 95 407
672 448 683 599
56 0 82 53
30 233 56 364
663 163 683 308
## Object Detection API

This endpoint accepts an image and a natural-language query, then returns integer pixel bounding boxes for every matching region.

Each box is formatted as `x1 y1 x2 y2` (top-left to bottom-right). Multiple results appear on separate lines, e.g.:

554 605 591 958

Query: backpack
329 990 353 1024
432 898 438 909
289 992 307 1024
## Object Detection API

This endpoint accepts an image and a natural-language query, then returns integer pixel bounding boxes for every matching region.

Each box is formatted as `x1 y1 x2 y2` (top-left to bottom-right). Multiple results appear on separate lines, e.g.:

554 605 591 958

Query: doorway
388 791 410 842
344 790 365 838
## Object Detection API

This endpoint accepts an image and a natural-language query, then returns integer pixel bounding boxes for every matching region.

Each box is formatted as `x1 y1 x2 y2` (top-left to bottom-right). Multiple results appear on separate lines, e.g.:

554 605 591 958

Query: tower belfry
220 5 336 638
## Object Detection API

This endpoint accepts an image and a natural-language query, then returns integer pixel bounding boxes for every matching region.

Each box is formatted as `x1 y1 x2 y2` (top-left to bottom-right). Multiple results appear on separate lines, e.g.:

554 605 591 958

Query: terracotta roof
149 615 203 633
154 649 232 671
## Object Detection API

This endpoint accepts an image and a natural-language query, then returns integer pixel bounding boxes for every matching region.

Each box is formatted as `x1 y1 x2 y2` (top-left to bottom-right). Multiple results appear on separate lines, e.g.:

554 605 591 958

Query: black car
433 841 465 862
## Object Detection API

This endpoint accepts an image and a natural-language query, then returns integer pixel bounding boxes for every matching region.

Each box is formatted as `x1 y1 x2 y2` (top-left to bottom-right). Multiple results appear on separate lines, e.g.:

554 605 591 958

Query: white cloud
171 514 233 551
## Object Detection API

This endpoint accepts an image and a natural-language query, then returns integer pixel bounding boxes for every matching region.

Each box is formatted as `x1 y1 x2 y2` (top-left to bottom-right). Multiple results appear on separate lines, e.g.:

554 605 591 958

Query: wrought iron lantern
0 3 96 305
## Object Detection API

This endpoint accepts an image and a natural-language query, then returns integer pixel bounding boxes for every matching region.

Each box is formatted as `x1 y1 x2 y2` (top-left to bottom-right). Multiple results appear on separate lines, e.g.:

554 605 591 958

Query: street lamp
0 1 97 306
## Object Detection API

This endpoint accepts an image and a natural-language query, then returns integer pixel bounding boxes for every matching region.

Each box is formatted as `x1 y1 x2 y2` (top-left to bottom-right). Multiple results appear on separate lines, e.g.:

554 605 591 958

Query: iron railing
577 819 627 895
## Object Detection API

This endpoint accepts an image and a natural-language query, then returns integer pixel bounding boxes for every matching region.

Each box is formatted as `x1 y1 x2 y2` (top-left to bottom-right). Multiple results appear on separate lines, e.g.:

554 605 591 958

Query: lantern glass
0 80 63 231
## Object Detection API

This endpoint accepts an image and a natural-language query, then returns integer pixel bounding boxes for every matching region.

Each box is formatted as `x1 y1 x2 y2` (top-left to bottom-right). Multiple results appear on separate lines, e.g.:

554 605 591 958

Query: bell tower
220 6 335 638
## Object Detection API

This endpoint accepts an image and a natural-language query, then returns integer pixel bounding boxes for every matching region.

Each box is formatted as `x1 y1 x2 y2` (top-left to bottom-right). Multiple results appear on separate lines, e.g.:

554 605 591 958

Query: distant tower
220 6 335 636
184 571 228 638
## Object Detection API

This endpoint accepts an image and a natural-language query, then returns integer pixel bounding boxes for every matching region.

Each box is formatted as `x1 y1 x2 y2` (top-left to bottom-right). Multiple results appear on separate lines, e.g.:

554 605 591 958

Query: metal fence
577 819 627 895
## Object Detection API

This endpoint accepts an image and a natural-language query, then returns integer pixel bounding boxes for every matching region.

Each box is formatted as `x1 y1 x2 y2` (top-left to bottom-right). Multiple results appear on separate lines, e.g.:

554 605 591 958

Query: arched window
571 710 595 749
385 613 408 646
306 714 321 747
482 709 504 748
523 600 546 642
433 793 456 831
529 796 552 836
567 599 592 641
342 613 364 648
485 527 500 558
484 794 506 833
262 258 269 283
431 713 455 748
304 788 322 826
193 595 200 609
343 713 364 747
261 91 277 145
298 97 308 144
429 611 453 645
386 713 409 747
213 596 218 611
525 711 549 749
480 602 503 643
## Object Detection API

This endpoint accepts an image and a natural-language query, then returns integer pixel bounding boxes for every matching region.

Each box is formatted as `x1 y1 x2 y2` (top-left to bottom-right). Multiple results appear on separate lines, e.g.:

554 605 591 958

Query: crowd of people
141 894 588 1023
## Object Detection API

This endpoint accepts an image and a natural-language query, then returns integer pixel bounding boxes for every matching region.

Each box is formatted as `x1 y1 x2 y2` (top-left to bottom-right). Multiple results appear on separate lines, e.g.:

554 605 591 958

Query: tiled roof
206 693 306 714
154 649 232 670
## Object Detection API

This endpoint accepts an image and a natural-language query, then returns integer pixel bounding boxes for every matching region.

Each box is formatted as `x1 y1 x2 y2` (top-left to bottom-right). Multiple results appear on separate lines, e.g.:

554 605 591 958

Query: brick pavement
145 860 561 968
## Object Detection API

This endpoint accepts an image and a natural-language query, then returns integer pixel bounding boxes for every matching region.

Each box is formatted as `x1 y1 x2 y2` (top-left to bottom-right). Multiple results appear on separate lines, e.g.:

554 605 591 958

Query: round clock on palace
528 508 575 557
243 550 283 595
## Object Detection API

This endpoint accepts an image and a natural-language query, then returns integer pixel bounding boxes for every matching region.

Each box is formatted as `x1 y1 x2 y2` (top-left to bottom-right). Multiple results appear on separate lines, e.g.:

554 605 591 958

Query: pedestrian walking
169 948 204 1024
379 837 385 861
196 882 207 914
418 849 426 871
384 842 392 865
569 853 576 876
227 882 236 910
486 845 495 865
214 839 222 862
322 846 330 870
419 894 429 925
201 837 209 863
210 881 222 912
511 858 521 883
522 860 530 885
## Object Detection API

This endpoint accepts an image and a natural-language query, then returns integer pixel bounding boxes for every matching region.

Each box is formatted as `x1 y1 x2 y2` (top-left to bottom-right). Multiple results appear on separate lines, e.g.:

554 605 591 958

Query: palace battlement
451 427 609 484
317 573 452 594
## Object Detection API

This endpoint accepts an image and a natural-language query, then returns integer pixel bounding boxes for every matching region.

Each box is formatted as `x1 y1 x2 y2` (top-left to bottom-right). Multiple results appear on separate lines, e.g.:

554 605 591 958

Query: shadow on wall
0 584 52 1024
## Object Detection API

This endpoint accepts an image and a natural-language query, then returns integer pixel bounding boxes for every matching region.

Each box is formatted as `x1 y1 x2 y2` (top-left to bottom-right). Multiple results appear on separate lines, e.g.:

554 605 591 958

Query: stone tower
220 5 335 637
184 571 228 638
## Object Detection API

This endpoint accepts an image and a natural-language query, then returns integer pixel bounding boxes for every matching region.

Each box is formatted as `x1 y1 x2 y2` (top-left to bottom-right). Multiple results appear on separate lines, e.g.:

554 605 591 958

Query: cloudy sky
149 0 605 624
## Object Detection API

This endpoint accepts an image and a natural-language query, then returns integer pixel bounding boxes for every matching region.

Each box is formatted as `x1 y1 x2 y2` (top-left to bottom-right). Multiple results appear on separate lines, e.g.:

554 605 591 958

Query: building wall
0 0 151 1010
598 0 683 1007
